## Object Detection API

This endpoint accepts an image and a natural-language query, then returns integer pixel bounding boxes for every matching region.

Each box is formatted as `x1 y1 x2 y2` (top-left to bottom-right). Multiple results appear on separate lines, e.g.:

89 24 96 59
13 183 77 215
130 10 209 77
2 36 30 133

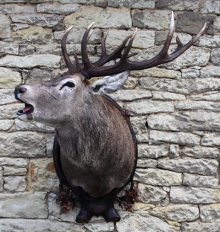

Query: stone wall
0 0 220 231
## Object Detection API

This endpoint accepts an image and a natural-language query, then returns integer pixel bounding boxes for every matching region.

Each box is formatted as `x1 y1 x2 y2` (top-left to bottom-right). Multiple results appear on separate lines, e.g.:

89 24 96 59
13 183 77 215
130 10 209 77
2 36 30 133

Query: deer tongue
23 105 32 113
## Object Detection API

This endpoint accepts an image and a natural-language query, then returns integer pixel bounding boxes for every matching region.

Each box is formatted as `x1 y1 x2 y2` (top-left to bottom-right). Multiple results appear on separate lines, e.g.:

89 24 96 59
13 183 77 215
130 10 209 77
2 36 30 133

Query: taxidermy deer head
14 12 206 223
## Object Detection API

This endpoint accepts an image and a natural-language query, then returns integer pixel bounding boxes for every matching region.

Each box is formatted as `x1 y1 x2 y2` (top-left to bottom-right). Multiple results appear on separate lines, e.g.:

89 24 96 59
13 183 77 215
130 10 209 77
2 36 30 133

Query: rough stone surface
0 54 61 68
201 0 220 13
149 130 201 145
108 0 155 9
0 67 21 88
64 6 132 28
135 168 182 186
156 0 199 10
147 111 220 132
158 158 218 176
152 91 186 101
201 134 220 146
0 169 3 191
133 10 171 30
11 13 63 28
138 144 169 158
116 212 174 232
0 192 48 218
0 14 11 38
183 173 219 188
3 167 27 176
12 26 52 44
0 4 34 14
0 157 27 167
0 131 46 157
150 204 199 222
170 186 220 204
4 176 26 192
0 89 17 105
127 100 174 114
29 158 59 191
181 146 219 159
176 101 220 111
182 222 220 232
200 204 220 222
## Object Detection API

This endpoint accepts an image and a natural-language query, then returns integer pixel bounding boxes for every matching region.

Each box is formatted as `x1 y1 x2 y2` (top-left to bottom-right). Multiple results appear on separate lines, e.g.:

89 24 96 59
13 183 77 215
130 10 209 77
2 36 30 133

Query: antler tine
61 26 75 71
94 34 132 67
81 22 95 71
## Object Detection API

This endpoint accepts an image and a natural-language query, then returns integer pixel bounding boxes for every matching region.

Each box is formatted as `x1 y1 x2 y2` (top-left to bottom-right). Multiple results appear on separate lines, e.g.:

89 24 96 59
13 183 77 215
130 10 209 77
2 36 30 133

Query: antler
80 11 206 78
61 12 206 79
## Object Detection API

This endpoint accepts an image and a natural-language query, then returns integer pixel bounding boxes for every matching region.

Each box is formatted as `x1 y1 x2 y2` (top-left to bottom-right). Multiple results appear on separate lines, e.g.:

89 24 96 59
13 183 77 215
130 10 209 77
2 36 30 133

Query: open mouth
17 103 34 116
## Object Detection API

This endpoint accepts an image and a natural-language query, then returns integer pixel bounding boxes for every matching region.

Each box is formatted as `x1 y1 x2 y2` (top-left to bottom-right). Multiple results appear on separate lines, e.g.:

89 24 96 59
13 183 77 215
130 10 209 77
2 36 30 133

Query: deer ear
91 71 129 94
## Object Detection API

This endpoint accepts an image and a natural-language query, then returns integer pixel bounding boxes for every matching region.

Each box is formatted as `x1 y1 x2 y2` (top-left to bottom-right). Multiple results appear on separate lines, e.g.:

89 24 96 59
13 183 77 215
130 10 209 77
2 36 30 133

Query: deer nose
14 87 27 100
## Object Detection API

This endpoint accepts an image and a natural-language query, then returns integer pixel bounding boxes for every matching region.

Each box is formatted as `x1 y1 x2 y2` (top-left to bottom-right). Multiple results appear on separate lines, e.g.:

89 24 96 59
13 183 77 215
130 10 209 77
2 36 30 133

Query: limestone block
135 168 182 186
147 111 220 132
176 12 206 35
181 68 200 79
25 68 53 84
138 144 169 158
201 66 220 78
108 0 155 9
116 212 174 232
131 67 181 79
152 91 186 101
0 54 61 68
190 91 220 101
109 90 152 101
0 42 19 56
37 3 79 15
136 133 149 143
59 0 95 3
0 4 34 13
11 23 29 32
123 76 139 89
0 169 3 191
161 46 210 70
0 120 14 131
158 158 218 176
211 48 220 65
127 100 174 114
0 67 21 88
85 221 114 232
150 204 199 222
12 26 52 44
197 35 220 48
106 29 154 49
182 146 219 159
201 134 220 146
138 184 166 205
130 116 148 134
0 157 27 167
169 145 179 158
200 204 220 222
0 219 86 232
176 101 220 111
139 77 219 95
156 0 199 10
182 222 220 232
183 173 219 189
149 130 201 146
0 14 10 38
54 28 101 44
0 89 18 105
137 158 157 168
0 192 48 218
133 10 171 30
214 16 220 32
3 167 27 176
0 131 46 157
19 44 35 56
64 6 132 29
4 176 26 192
0 103 23 119
170 186 220 204
11 13 63 28
201 0 220 13
15 119 54 133
29 158 59 191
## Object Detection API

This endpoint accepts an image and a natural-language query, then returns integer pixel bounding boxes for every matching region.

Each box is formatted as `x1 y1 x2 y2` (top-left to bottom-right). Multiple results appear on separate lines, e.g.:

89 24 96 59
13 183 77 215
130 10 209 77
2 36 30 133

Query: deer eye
60 81 75 90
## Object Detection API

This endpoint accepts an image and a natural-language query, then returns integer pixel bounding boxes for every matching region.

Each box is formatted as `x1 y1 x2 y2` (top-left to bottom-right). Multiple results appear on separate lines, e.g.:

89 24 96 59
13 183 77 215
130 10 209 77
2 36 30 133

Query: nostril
18 87 26 94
